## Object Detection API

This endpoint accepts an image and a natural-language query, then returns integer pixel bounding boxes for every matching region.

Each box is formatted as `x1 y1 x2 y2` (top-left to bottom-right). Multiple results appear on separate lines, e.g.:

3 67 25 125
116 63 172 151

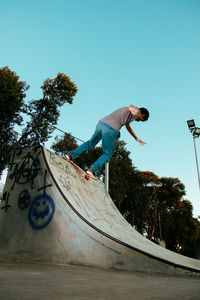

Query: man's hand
136 138 146 146
126 123 146 145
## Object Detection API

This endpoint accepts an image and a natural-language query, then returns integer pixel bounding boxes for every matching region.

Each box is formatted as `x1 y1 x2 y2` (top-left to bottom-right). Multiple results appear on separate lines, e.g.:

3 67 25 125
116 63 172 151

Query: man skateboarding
65 105 149 178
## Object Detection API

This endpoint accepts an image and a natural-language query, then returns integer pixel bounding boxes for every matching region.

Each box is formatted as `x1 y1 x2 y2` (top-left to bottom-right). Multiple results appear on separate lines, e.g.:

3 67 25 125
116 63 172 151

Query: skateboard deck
65 159 97 181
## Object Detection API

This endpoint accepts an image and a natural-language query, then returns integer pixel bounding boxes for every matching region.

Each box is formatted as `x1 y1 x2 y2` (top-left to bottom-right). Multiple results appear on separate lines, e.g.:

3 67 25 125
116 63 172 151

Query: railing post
105 162 109 193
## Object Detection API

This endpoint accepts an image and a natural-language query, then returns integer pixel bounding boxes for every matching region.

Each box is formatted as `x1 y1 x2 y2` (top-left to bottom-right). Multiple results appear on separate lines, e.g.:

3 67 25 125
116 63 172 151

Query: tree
19 73 78 146
0 66 29 177
0 69 78 179
109 140 137 208
156 176 186 249
121 170 160 236
174 200 200 258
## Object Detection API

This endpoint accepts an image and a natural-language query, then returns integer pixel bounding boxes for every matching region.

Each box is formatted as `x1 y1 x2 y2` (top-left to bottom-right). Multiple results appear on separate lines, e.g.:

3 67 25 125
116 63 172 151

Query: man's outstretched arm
126 123 146 146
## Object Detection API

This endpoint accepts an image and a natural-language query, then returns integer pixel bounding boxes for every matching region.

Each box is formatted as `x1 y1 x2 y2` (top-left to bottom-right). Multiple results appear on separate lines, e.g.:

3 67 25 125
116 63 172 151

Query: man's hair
139 107 149 121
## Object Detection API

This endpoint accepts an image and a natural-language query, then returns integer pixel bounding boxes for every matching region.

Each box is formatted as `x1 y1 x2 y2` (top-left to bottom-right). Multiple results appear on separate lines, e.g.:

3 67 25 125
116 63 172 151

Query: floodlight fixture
193 127 200 137
187 119 195 130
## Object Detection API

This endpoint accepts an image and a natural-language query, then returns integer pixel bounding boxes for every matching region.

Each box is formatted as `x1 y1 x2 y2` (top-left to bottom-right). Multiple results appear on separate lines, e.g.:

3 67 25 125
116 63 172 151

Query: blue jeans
69 121 119 175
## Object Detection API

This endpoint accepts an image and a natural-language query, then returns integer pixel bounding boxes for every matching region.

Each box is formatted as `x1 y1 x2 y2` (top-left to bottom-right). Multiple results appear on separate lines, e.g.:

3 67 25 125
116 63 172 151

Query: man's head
136 107 149 122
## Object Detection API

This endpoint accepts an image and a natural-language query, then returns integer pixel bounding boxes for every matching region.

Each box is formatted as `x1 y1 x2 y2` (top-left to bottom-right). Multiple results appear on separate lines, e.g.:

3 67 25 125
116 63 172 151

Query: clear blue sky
1 0 200 217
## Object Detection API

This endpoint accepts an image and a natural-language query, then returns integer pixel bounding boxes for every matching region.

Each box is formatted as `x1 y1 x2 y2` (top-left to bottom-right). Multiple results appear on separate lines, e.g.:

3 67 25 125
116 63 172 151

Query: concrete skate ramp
0 146 200 275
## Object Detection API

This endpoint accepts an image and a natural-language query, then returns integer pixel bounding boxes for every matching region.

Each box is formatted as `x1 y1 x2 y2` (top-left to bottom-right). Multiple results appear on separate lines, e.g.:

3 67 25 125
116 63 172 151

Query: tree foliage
0 69 78 177
0 66 29 125
0 66 29 176
19 73 78 146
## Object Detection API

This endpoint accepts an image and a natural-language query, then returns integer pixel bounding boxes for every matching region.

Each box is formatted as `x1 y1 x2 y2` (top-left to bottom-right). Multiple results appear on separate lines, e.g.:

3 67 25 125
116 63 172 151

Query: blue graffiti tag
28 194 55 230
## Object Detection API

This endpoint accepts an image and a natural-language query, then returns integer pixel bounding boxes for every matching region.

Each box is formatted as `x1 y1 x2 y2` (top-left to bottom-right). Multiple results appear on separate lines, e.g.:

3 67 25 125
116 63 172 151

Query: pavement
0 261 200 300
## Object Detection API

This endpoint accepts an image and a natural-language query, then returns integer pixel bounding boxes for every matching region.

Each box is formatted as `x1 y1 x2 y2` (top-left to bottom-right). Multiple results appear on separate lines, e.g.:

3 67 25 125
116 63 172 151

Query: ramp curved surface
0 146 200 275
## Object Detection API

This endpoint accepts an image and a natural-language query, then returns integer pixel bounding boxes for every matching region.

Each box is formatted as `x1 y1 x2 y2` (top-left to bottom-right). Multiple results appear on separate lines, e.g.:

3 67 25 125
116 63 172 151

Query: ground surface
0 261 200 300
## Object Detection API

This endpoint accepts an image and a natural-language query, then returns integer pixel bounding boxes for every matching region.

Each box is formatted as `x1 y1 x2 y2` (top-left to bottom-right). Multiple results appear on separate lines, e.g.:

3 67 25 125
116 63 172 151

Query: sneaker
86 168 96 177
63 153 72 161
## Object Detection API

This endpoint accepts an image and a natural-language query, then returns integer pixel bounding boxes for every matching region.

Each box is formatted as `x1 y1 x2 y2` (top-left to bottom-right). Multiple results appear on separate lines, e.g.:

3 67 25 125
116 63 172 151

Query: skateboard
65 159 97 181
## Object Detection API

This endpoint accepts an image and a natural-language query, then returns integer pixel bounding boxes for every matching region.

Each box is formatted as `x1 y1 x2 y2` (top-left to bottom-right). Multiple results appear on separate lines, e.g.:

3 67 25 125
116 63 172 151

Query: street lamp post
187 120 200 191
193 135 200 191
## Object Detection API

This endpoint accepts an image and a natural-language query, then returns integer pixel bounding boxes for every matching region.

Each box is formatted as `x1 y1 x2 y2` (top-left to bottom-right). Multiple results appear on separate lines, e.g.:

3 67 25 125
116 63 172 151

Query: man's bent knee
87 141 96 151
104 152 112 162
